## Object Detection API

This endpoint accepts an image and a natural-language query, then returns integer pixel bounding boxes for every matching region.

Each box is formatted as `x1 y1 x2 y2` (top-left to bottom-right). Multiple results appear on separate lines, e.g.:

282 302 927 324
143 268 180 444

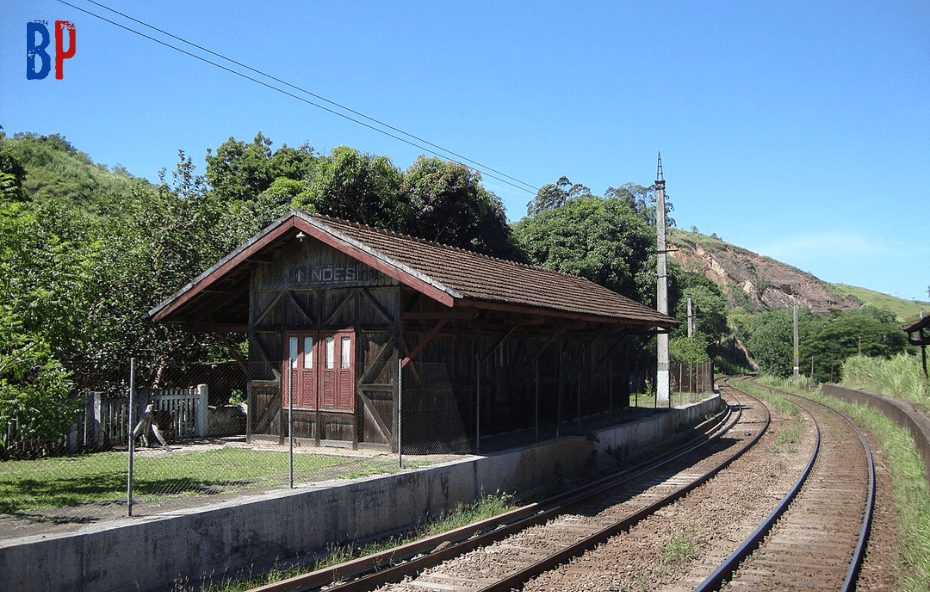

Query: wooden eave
453 297 676 331
148 212 461 327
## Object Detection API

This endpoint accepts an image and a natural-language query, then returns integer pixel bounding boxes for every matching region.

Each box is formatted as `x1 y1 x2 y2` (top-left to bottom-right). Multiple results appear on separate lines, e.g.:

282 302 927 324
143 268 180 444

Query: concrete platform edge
0 396 722 592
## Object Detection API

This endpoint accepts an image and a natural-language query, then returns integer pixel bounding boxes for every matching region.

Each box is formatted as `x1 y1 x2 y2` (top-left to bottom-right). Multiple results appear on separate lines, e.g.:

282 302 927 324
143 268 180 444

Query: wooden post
397 356 403 467
288 358 294 489
534 359 540 442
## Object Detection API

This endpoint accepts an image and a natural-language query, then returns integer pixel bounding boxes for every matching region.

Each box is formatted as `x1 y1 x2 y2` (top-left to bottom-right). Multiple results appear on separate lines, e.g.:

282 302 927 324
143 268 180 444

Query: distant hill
667 228 928 323
829 283 929 325
1 132 140 218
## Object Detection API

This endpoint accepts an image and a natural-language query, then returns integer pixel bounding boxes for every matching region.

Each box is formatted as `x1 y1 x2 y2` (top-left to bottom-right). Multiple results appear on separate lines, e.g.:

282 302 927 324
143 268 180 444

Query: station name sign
286 263 390 288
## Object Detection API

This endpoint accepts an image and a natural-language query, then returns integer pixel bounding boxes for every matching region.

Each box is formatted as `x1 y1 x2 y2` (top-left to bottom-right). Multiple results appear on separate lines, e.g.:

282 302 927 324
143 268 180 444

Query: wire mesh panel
0 360 417 540
400 361 470 455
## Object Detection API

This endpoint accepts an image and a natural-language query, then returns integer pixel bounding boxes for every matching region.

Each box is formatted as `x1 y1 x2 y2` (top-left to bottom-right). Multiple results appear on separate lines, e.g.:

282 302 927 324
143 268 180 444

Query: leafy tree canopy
604 182 676 228
402 156 515 257
673 275 728 341
512 195 655 302
803 307 911 382
670 333 711 364
1 132 136 217
300 146 407 229
526 176 591 216
205 132 316 204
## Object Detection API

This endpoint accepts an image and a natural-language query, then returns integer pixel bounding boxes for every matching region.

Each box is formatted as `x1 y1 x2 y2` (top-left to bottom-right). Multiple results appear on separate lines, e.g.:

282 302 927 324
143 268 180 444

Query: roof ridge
308 211 622 285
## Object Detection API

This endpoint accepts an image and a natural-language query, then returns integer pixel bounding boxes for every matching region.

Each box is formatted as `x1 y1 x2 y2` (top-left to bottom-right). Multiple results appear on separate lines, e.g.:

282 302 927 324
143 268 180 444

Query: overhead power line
54 0 540 196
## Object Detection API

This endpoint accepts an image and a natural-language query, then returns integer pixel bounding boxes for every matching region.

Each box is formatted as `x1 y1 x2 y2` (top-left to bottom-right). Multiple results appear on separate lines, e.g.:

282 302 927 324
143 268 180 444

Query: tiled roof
306 213 676 327
149 211 677 329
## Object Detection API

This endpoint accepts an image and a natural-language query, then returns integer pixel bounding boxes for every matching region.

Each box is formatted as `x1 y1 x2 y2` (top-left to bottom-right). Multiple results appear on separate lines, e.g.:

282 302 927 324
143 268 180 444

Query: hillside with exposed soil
667 229 862 316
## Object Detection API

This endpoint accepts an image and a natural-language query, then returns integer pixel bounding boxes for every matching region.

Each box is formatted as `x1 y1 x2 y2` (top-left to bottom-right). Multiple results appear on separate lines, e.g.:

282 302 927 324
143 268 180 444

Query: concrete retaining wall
0 395 722 592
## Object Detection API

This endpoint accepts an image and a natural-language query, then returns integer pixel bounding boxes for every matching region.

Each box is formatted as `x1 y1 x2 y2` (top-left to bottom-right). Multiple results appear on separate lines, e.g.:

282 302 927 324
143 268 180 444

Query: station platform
0 395 722 592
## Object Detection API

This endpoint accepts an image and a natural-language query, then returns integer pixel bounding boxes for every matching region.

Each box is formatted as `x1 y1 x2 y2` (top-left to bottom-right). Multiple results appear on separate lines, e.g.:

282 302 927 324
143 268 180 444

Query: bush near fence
3 361 247 459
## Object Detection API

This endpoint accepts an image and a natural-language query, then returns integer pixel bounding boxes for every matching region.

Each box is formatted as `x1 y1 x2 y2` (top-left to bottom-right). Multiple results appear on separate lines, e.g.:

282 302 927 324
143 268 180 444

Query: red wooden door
284 331 354 412
285 334 318 409
319 331 355 412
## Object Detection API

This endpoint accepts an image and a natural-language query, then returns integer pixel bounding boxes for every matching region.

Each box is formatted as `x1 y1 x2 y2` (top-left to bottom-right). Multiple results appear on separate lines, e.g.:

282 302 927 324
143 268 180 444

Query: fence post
93 391 104 449
397 357 403 468
196 384 209 438
476 354 481 454
287 360 294 489
128 358 135 517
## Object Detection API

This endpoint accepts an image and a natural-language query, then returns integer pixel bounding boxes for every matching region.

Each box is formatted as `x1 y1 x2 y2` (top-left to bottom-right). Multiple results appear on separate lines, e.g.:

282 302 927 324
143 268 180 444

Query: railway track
248 379 876 592
250 384 770 592
694 379 875 592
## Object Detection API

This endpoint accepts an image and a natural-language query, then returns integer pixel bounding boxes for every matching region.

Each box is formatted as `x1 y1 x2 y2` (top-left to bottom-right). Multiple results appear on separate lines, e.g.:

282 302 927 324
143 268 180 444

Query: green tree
86 154 239 375
670 333 711 363
803 307 911 382
746 309 794 377
526 176 591 216
402 156 514 257
605 182 675 228
301 146 408 228
512 196 655 301
0 199 91 454
673 276 728 341
205 132 316 204
0 308 78 458
0 138 27 203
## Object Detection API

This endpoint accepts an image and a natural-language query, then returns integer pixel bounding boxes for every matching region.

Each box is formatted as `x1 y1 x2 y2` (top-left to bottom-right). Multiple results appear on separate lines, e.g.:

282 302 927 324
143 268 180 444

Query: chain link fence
1 357 716 540
0 360 408 540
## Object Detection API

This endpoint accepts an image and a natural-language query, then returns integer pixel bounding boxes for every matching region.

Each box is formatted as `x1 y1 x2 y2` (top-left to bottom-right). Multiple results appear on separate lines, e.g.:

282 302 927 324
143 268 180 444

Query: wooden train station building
150 211 677 453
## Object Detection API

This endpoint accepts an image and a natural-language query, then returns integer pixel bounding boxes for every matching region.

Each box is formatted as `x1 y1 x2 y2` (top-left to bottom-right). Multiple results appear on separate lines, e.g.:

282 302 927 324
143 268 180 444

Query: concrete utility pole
688 294 694 339
793 297 800 381
656 153 670 403
781 284 800 381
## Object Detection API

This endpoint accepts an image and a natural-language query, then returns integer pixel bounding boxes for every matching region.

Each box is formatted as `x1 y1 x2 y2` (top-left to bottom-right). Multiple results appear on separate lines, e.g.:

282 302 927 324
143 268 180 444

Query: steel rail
783 389 877 592
694 378 876 592
758 382 876 592
249 393 751 592
692 381 821 592
473 383 768 592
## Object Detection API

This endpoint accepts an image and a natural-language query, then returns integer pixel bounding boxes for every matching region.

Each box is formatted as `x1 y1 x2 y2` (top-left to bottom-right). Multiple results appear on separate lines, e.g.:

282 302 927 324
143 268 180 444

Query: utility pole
688 294 694 339
780 284 800 381
656 153 670 403
793 296 800 381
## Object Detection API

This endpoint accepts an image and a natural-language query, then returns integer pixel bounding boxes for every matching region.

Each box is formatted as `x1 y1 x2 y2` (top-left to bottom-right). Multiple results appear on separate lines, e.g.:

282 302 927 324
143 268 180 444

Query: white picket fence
67 384 209 451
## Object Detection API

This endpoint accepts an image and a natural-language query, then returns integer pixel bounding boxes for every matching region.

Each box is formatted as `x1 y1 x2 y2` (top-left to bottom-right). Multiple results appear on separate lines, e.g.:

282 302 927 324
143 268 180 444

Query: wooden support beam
219 333 248 375
324 288 359 326
402 318 449 368
478 326 518 364
361 287 396 324
525 331 563 367
254 292 286 326
286 291 315 324
503 316 546 326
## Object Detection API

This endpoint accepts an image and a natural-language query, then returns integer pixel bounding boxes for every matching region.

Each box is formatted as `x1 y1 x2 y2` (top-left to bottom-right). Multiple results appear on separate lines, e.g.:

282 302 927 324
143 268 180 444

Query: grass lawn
0 447 407 514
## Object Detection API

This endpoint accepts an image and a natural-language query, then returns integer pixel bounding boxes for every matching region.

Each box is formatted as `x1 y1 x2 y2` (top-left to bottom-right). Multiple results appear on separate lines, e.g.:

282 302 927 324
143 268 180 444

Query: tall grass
813 389 930 591
841 353 929 407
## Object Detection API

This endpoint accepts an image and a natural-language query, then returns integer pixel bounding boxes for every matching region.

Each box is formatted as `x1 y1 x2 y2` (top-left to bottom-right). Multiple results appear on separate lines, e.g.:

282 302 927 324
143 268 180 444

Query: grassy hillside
1 132 140 218
830 283 929 324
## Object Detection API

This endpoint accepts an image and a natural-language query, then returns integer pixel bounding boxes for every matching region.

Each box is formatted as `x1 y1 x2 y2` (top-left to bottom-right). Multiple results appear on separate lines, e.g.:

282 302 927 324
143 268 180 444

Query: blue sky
3 1 929 302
